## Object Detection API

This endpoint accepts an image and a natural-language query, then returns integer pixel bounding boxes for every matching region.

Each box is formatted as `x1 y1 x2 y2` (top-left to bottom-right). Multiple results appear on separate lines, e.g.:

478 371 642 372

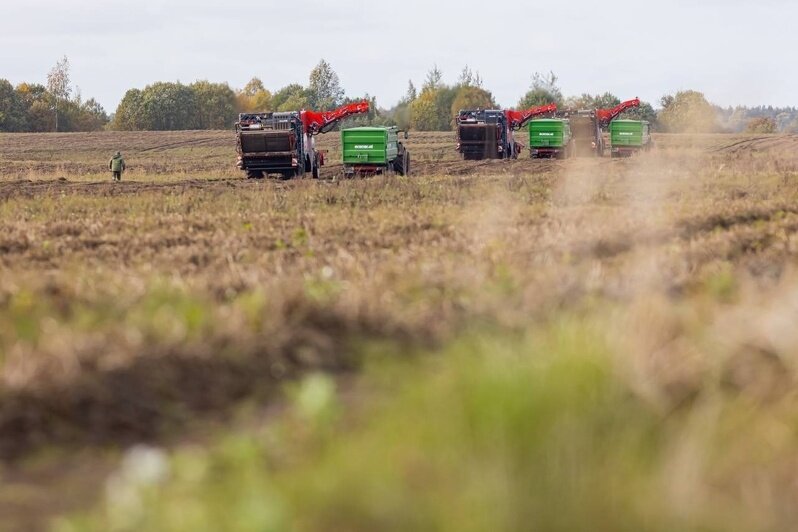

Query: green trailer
529 119 573 159
610 120 652 157
341 126 410 176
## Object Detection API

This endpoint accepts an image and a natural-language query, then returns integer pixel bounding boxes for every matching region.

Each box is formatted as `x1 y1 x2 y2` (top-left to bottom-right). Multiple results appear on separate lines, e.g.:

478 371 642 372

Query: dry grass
1 130 798 529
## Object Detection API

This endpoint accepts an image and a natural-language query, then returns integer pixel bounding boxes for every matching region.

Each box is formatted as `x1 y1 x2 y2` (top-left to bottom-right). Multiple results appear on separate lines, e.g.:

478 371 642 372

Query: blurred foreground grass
2 137 798 529
61 293 798 531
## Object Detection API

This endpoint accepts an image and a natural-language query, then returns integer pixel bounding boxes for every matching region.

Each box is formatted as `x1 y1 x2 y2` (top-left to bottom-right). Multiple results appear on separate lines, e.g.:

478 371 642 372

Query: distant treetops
1 58 794 134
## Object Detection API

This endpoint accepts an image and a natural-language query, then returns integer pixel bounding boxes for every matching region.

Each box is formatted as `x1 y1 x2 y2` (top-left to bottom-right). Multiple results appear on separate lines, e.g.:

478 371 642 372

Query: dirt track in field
710 133 798 154
0 177 255 200
0 159 567 201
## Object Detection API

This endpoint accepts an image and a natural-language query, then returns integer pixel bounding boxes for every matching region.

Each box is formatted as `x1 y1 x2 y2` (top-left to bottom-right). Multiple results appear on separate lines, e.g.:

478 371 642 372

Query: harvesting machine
235 101 370 179
341 126 410 177
562 98 640 157
456 104 557 160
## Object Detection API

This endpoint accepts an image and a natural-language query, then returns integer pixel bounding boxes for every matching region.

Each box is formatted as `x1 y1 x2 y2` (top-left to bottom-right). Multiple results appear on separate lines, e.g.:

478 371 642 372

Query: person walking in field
109 151 126 182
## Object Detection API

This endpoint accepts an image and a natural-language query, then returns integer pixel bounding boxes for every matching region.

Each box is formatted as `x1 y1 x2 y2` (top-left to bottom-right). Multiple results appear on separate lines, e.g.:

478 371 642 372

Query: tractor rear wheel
394 149 410 176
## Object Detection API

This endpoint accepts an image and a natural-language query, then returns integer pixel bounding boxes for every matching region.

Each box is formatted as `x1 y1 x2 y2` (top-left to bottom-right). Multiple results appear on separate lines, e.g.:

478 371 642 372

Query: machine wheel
393 149 410 176
246 170 264 179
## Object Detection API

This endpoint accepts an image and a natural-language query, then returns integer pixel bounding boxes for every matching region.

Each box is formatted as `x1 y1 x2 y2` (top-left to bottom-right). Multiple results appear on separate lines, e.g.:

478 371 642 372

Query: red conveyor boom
505 103 558 130
595 98 640 127
301 101 370 135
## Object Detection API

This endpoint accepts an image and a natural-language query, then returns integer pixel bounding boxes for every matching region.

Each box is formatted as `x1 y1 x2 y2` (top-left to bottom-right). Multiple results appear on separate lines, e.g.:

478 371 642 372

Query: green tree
518 71 563 109
112 88 146 130
658 90 717 133
16 83 53 132
236 78 272 112
0 79 28 131
141 82 199 130
410 89 440 131
272 84 309 112
191 81 237 129
566 92 621 110
620 101 658 126
112 82 199 131
76 98 109 131
451 86 496 120
409 66 461 131
307 59 344 111
434 87 458 130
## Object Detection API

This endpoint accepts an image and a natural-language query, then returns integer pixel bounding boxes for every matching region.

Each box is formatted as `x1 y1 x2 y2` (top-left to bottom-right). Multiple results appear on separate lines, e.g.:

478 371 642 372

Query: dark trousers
112 171 122 181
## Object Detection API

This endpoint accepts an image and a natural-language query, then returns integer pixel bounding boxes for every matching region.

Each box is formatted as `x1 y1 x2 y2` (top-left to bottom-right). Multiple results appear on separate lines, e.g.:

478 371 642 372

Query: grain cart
529 118 573 159
456 104 557 160
341 126 410 176
563 98 640 157
609 120 652 157
236 101 369 179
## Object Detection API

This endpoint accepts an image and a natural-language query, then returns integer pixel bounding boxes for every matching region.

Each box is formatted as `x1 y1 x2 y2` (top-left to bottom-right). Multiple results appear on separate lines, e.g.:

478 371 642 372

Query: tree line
0 56 108 132
0 57 794 134
392 69 660 132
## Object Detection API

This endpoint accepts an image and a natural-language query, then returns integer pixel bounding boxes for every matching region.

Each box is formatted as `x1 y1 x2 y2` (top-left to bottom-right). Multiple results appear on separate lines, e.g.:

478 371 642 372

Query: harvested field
2 131 798 530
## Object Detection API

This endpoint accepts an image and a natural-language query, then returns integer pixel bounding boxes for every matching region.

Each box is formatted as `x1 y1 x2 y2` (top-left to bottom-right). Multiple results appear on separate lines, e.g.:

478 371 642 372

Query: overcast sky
2 0 795 113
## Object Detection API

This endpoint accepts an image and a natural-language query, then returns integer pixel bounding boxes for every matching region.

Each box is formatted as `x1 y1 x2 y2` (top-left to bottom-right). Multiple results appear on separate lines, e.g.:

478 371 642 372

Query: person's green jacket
109 154 126 172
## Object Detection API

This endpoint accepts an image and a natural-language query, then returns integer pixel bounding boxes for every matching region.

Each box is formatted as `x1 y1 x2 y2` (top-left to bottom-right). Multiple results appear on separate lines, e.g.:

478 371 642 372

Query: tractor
341 126 410 177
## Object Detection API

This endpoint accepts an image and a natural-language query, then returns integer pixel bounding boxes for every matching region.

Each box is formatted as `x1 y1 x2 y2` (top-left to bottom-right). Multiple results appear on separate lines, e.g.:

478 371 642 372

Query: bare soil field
3 129 794 183
2 131 798 530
